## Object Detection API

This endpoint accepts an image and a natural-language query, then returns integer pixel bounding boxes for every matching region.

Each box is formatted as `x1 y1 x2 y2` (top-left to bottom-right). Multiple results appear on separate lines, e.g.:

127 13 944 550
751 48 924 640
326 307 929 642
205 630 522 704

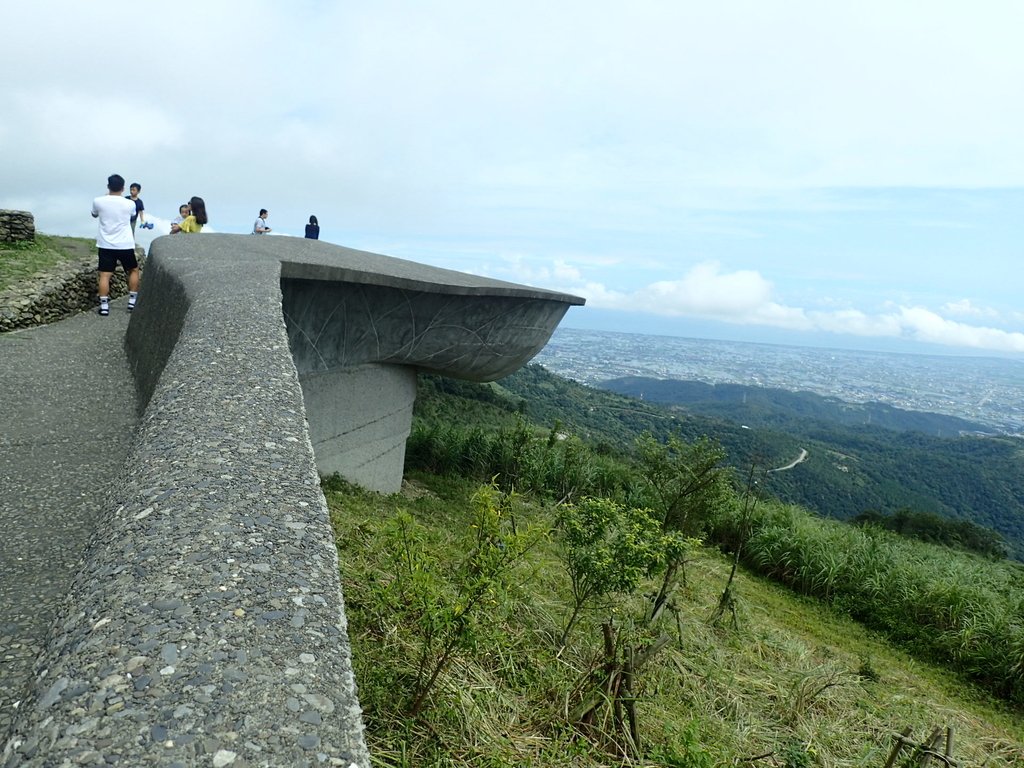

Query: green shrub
554 496 666 649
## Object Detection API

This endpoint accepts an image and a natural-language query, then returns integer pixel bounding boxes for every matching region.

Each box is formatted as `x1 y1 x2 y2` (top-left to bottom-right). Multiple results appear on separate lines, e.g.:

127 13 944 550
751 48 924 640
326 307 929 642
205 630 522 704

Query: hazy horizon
558 311 1024 362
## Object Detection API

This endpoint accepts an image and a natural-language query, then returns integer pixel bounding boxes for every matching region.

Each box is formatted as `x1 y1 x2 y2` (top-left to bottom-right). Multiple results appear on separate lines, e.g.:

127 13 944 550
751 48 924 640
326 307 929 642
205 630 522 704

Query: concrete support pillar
298 363 417 493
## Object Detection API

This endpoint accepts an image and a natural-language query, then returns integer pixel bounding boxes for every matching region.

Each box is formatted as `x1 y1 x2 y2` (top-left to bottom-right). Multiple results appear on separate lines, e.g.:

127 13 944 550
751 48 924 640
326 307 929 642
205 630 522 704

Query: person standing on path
126 182 145 233
253 209 271 234
91 174 140 315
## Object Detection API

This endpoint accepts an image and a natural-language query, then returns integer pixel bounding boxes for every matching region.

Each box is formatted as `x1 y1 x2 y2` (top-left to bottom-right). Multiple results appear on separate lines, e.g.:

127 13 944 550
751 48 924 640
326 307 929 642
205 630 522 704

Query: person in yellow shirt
171 196 208 233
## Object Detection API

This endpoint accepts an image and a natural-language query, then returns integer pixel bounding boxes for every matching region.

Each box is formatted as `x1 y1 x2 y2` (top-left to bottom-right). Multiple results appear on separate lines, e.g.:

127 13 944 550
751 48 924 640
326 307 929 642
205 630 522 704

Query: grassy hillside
323 368 1024 767
327 475 1023 767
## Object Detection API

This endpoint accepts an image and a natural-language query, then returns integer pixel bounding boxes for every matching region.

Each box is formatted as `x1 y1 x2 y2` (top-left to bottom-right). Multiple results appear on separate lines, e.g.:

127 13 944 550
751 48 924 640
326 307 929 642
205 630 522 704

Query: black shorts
97 247 139 273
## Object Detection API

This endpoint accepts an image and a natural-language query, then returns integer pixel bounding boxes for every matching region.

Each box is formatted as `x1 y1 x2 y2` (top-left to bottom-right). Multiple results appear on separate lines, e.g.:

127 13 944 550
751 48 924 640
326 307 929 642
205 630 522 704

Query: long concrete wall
1 235 582 767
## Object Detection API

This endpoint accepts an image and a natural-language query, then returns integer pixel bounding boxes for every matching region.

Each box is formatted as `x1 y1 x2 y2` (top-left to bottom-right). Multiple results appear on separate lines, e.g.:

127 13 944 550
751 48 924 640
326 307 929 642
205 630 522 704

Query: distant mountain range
600 376 994 437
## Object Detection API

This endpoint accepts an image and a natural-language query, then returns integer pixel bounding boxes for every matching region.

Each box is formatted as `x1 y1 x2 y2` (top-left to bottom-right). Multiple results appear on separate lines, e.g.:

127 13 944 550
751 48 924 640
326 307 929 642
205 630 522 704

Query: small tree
568 618 674 758
555 497 665 652
710 464 762 629
635 433 730 535
555 497 677 756
378 484 541 716
635 433 733 622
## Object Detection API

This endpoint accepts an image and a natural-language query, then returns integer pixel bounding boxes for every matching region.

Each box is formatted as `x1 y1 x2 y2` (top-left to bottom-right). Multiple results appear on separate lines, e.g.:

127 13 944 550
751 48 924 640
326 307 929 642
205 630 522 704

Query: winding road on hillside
767 448 808 473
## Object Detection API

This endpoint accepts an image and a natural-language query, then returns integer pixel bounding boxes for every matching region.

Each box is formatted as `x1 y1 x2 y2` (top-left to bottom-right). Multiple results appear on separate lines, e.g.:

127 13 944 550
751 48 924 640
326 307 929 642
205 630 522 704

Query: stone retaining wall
0 249 142 333
0 210 35 243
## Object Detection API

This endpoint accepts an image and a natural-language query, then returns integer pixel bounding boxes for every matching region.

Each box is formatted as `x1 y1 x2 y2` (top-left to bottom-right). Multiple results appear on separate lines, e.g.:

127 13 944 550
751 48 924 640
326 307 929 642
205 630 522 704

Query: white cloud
807 308 903 338
494 254 584 286
644 264 772 315
3 2 1024 355
545 261 1024 354
554 261 793 321
941 299 1000 319
896 307 1024 352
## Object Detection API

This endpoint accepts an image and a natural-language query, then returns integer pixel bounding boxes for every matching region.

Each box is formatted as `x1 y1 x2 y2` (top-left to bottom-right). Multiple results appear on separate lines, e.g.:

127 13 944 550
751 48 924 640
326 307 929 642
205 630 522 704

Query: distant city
534 328 1024 436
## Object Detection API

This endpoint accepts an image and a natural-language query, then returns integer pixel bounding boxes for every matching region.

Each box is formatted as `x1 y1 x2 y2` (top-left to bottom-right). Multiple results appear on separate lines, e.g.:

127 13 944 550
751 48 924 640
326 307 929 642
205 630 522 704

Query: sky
3 1 1023 357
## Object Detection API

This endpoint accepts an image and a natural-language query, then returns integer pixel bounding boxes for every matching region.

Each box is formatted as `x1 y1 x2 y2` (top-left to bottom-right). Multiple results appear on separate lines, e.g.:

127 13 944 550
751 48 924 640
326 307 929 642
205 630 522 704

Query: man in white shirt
253 209 271 234
91 174 140 315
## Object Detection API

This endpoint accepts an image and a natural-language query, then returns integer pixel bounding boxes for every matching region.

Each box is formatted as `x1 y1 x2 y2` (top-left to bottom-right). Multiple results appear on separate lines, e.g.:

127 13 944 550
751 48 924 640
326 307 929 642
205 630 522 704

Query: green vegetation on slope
404 377 1024 703
0 234 94 292
326 474 1023 767
852 508 1008 558
323 367 1024 766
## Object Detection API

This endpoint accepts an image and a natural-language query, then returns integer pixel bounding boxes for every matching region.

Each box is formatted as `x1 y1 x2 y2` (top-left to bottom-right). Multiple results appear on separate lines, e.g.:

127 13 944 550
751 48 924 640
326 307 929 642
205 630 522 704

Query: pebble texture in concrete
2 234 583 767
0 298 137 742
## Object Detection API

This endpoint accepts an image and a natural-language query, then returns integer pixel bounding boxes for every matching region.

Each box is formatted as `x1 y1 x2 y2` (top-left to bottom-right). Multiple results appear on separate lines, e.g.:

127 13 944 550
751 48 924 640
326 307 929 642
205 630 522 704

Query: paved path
0 299 138 739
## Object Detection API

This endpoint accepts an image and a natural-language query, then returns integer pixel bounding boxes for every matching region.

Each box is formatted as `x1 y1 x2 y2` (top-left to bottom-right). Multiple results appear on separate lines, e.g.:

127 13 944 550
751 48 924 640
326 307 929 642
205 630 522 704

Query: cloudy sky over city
3 1 1023 355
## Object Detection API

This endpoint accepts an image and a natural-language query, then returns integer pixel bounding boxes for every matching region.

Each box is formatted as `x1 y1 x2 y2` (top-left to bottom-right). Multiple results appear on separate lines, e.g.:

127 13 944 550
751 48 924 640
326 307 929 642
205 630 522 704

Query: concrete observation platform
1 235 582 767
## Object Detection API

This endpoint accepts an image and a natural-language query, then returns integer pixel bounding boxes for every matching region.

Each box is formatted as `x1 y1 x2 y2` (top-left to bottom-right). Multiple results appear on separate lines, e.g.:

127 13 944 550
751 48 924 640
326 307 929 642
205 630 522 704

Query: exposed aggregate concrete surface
3 237 374 767
0 298 138 746
2 234 582 767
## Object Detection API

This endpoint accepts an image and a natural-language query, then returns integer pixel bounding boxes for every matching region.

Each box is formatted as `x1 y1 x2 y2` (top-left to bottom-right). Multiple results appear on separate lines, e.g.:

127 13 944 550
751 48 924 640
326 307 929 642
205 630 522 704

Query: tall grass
326 474 1024 767
406 418 1024 708
712 500 1024 702
406 419 637 503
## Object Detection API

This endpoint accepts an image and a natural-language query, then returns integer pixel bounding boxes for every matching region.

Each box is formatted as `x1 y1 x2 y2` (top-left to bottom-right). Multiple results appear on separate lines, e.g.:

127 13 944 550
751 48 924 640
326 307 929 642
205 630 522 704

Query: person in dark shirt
305 215 320 240
126 182 145 233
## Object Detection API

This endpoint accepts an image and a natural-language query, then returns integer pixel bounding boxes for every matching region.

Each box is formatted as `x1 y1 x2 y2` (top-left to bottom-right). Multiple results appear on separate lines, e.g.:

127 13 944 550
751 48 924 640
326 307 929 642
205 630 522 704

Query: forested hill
601 376 992 436
488 367 1024 558
594 375 1024 557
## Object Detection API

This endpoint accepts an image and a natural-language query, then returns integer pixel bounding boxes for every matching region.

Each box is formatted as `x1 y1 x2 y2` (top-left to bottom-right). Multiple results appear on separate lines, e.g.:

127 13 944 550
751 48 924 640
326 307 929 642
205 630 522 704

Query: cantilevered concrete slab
3 234 581 767
280 243 583 491
127 235 583 492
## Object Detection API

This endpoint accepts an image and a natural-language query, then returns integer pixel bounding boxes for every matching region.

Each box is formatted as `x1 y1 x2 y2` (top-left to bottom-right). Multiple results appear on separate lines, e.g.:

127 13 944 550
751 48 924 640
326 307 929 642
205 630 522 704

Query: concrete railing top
2 235 582 767
276 238 583 301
